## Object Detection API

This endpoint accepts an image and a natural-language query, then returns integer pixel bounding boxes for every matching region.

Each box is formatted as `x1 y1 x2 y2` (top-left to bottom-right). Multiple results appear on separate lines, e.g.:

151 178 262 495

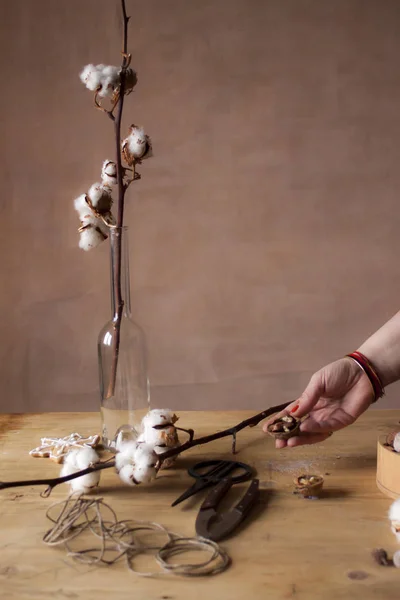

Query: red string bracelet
346 351 385 402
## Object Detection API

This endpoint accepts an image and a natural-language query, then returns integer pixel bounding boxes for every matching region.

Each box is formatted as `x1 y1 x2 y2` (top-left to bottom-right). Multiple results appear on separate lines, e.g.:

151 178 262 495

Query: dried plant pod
266 415 300 440
293 474 324 498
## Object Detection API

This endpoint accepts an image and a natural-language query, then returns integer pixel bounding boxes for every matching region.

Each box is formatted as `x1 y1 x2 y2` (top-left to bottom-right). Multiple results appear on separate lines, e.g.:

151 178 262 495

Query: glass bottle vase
98 226 150 449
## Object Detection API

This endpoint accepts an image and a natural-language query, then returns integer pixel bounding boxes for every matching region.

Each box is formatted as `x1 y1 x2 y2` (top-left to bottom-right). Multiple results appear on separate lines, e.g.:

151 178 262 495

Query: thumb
291 373 324 418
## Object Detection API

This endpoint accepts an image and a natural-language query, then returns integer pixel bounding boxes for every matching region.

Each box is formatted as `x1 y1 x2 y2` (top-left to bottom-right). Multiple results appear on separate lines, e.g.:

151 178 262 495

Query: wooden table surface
0 410 399 599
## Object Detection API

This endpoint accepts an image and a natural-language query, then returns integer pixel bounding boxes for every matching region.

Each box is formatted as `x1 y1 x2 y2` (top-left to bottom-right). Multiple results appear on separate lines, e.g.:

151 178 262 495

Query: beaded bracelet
346 351 385 402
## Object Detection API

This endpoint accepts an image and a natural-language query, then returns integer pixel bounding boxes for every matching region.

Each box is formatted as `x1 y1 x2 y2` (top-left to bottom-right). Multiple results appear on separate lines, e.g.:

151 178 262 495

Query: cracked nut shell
293 474 324 497
266 415 301 440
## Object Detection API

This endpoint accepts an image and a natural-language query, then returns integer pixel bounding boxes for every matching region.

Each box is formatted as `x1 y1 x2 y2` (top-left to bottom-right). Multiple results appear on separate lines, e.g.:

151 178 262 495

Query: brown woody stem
0 402 290 494
106 0 130 399
156 401 291 468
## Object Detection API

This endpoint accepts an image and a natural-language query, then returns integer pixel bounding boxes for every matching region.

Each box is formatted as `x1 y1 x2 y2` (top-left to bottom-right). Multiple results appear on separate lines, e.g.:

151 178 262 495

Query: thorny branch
0 402 290 495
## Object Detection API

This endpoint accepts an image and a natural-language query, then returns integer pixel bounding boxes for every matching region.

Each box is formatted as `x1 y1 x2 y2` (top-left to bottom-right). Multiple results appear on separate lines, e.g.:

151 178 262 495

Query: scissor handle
188 459 253 484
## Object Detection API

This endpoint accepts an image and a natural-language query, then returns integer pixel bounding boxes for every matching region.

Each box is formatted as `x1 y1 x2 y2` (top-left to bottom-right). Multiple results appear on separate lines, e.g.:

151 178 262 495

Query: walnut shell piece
293 474 324 498
266 415 301 440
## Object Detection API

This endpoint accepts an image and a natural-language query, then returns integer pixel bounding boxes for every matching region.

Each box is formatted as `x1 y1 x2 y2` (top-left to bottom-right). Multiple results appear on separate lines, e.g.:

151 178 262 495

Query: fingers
262 373 324 434
289 373 324 419
274 432 333 449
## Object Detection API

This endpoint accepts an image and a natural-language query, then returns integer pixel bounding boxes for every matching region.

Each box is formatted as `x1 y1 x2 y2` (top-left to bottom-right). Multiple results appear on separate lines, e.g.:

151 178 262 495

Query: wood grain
0 410 400 599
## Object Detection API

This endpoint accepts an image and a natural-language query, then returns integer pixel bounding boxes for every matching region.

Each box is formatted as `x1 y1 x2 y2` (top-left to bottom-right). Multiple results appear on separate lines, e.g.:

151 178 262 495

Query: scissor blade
171 479 209 507
196 479 260 541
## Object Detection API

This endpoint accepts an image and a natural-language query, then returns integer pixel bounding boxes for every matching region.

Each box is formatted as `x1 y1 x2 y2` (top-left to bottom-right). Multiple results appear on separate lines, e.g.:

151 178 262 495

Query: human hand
263 357 374 448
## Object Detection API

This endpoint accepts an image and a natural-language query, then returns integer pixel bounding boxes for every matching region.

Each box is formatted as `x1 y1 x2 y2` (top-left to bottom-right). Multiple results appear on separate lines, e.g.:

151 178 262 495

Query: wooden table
0 410 399 599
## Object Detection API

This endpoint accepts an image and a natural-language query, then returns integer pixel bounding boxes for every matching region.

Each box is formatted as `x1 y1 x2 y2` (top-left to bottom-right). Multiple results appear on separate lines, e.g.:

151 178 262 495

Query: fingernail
290 404 299 413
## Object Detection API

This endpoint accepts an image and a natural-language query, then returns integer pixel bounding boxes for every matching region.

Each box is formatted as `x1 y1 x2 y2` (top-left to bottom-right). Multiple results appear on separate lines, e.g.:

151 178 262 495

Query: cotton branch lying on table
122 125 152 165
79 64 137 99
60 447 101 494
0 402 291 495
59 410 180 492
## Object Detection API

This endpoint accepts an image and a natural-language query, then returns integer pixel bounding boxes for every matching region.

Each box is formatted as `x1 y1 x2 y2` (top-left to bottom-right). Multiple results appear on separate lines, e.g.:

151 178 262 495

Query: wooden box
376 434 400 499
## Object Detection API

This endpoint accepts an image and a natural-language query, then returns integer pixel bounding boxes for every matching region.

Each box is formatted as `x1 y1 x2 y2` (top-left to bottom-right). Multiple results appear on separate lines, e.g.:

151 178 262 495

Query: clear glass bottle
98 226 150 449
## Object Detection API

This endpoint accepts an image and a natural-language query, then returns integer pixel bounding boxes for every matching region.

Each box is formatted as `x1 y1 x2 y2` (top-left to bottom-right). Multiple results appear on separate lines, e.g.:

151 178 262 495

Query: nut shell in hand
293 474 324 498
266 415 300 440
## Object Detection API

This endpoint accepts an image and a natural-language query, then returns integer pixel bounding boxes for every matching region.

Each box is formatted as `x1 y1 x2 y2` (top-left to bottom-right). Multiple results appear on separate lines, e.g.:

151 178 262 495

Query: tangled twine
43 495 230 577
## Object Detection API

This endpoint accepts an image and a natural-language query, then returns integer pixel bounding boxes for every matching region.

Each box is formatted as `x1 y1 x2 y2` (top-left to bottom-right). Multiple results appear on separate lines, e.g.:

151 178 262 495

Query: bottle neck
109 226 131 321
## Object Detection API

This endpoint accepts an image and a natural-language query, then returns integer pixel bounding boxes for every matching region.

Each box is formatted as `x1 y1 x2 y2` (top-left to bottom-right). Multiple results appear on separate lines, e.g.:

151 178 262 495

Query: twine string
42 495 230 576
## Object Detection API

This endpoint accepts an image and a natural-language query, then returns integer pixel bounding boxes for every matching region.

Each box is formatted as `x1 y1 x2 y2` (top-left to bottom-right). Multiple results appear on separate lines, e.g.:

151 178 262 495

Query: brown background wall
1 0 400 413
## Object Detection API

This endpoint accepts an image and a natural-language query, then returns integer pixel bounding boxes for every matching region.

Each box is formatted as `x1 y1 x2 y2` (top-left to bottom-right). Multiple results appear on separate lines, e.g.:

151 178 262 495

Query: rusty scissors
172 459 260 541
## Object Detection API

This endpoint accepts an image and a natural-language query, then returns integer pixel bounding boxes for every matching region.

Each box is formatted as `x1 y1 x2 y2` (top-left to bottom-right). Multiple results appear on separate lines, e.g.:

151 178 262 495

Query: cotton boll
132 464 156 484
98 65 120 98
60 458 79 477
79 64 103 91
118 464 140 486
87 183 113 213
74 195 97 230
79 226 107 251
133 443 158 468
142 425 179 449
74 194 90 217
69 470 101 494
132 444 158 482
63 447 99 470
393 433 400 453
115 441 137 473
75 447 100 470
63 448 81 470
122 125 152 166
60 448 101 494
142 426 164 446
101 160 117 186
142 409 178 429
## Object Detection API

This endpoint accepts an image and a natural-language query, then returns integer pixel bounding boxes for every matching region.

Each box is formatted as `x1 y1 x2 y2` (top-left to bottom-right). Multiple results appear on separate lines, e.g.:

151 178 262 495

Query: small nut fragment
266 415 300 440
293 474 324 498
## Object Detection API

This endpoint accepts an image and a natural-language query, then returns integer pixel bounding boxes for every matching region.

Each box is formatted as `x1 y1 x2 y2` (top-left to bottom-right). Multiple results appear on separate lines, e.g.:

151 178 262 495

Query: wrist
346 350 385 402
356 342 398 387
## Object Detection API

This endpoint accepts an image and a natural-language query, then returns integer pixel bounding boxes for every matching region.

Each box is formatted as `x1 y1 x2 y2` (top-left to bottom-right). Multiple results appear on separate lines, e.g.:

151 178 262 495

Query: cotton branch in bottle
79 64 137 99
122 125 152 166
115 441 157 486
60 448 101 494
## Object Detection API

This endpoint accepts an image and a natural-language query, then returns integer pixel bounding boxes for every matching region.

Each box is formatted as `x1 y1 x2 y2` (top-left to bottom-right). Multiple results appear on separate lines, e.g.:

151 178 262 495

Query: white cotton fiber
79 227 106 251
101 160 117 186
142 409 177 429
79 64 103 91
115 441 137 473
118 464 139 486
98 65 120 98
60 448 101 494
